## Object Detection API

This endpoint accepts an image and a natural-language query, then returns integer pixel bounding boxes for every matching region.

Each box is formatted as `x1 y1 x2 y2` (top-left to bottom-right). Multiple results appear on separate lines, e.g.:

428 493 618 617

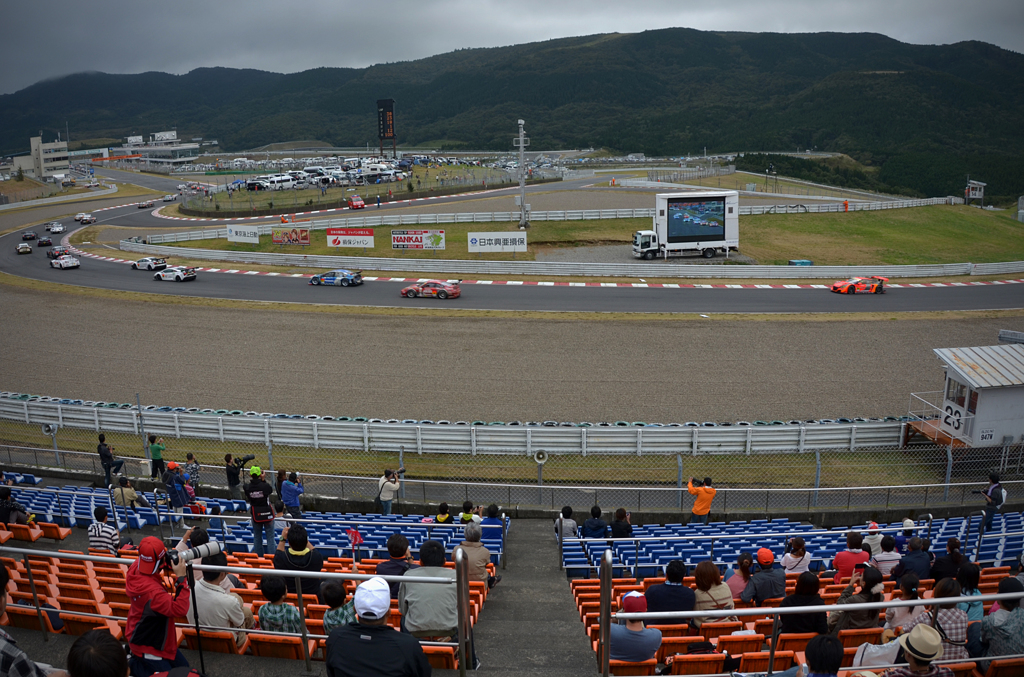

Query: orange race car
830 276 888 294
400 280 461 299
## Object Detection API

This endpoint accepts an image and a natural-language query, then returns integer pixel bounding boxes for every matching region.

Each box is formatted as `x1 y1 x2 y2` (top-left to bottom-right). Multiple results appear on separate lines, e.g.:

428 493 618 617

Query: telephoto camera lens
167 541 223 566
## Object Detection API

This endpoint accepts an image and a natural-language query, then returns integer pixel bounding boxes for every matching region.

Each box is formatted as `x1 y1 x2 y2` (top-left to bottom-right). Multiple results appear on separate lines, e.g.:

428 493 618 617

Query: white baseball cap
354 577 391 620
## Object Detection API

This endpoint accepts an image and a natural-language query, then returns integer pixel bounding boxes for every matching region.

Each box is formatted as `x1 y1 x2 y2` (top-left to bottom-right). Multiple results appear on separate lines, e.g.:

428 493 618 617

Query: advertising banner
226 226 260 244
126 136 143 144
392 229 445 250
272 228 310 245
327 228 375 248
154 131 177 141
468 232 527 253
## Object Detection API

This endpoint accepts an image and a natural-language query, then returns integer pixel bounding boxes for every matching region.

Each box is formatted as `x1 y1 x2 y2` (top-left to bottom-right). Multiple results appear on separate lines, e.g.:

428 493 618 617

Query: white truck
632 191 739 260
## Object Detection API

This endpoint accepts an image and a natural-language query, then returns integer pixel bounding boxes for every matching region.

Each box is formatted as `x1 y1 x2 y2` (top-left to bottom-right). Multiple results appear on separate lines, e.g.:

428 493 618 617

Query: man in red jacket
125 536 191 676
832 531 870 583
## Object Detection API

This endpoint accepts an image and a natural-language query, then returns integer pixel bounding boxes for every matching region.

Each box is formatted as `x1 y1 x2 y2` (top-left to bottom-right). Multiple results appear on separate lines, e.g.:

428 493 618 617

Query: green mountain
3 29 1023 201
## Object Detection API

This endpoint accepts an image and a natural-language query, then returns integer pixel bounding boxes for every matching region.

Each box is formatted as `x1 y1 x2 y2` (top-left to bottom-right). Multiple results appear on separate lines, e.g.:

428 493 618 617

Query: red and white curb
58 246 1024 289
151 187 516 222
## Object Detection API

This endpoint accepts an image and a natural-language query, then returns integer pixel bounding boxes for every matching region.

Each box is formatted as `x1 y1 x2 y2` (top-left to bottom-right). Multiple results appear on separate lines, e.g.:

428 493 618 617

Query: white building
11 136 69 179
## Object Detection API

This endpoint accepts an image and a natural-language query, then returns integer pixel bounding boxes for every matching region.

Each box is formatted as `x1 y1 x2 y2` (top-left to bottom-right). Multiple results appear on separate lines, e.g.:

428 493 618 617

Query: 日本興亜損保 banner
326 228 374 248
467 232 527 253
392 229 445 250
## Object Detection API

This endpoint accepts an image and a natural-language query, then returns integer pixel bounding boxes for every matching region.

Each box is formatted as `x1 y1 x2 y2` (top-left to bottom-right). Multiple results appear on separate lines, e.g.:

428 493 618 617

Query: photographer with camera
976 472 1004 533
245 465 275 556
125 536 191 676
687 476 716 525
377 467 405 516
225 454 255 501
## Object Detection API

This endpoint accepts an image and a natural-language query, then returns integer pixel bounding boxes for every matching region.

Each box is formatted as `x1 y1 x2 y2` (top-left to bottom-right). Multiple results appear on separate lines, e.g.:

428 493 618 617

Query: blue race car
309 269 363 287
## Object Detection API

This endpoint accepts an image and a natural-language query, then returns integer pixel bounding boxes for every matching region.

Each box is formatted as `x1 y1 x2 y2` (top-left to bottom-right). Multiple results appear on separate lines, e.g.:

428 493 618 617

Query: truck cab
633 230 659 259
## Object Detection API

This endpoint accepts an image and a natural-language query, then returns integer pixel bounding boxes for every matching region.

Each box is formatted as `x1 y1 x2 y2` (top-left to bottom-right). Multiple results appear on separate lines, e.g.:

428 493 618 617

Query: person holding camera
977 472 1004 533
281 472 304 518
224 454 254 501
97 433 124 488
125 536 191 676
687 476 716 525
245 466 276 556
113 477 151 510
377 467 405 515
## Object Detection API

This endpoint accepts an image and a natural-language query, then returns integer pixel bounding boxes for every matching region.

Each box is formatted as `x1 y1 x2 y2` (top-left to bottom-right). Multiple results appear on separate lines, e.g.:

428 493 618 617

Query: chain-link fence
2 410 1021 512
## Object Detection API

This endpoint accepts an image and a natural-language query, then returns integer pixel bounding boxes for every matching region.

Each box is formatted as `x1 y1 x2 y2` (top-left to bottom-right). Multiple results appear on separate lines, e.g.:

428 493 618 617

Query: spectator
66 628 126 677
458 500 481 524
97 433 124 488
325 577 430 677
691 560 736 629
862 522 883 555
901 578 969 661
582 506 609 539
435 502 454 524
186 551 253 648
610 592 662 662
321 580 354 635
828 566 884 633
480 504 504 545
244 466 275 557
399 539 478 668
275 469 287 499
112 477 150 510
686 476 716 524
125 537 191 675
258 576 302 634
645 560 695 621
273 523 325 603
273 501 288 535
894 518 915 554
183 453 200 490
0 486 31 525
885 572 925 629
555 506 577 542
775 634 844 677
377 468 404 516
610 508 632 538
726 552 754 598
146 435 164 480
375 533 418 599
781 536 810 574
893 537 931 584
224 454 243 500
980 471 1004 533
832 531 870 583
281 472 303 518
869 535 902 578
88 506 131 555
779 571 828 636
454 522 501 589
922 538 934 563
968 577 1024 673
876 624 953 677
955 563 983 621
176 527 242 590
0 563 66 677
161 462 189 509
741 548 786 606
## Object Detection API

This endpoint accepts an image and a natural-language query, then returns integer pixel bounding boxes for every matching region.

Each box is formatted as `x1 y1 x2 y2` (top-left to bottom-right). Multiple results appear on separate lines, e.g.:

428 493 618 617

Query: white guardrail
0 399 905 456
128 201 1024 279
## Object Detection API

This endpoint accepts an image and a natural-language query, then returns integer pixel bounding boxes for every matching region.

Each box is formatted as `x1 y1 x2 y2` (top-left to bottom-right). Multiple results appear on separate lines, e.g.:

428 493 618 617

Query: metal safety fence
0 544 477 677
1 395 1021 512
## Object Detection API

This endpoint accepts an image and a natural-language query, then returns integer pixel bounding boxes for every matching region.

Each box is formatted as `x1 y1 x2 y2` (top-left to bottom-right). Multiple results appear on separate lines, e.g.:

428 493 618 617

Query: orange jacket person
688 477 717 525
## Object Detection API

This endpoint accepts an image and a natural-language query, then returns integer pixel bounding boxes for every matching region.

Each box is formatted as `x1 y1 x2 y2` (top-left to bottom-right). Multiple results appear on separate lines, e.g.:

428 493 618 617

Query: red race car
400 280 461 299
830 276 888 294
347 195 365 209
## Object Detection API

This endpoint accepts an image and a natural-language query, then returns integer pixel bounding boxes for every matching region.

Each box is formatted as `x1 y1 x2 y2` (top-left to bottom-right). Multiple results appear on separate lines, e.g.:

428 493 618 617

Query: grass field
158 205 1024 266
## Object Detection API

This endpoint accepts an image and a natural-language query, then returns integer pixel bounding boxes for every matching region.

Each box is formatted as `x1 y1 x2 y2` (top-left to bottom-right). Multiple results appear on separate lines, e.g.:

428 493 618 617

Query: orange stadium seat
609 658 657 675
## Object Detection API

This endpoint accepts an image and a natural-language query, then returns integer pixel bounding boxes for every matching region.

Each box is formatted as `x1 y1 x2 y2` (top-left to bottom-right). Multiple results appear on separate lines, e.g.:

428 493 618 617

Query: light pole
514 119 530 229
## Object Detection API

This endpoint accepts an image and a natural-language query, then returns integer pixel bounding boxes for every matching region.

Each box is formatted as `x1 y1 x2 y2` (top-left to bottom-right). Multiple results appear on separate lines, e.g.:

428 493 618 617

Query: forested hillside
3 28 1022 200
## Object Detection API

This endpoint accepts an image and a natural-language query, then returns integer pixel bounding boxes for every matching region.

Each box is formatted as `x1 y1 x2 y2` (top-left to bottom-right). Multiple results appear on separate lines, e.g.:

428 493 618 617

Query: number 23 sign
943 403 965 432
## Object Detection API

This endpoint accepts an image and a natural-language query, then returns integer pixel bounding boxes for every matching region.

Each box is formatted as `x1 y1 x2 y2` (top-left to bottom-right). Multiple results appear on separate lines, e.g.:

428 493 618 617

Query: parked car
347 195 365 209
309 269 363 287
131 257 167 271
50 255 81 269
830 276 888 294
400 280 461 299
36 236 52 247
21 231 37 241
16 243 32 255
154 266 197 282
79 214 96 224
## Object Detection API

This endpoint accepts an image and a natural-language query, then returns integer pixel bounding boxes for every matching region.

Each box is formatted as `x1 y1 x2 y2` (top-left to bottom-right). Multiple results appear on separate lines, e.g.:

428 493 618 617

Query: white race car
50 255 81 269
154 266 197 282
79 214 96 224
49 223 65 234
132 257 167 271
162 194 177 202
74 213 87 221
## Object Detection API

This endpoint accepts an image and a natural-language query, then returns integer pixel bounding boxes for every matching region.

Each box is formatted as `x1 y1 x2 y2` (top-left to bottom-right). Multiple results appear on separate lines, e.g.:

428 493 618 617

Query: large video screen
666 197 726 243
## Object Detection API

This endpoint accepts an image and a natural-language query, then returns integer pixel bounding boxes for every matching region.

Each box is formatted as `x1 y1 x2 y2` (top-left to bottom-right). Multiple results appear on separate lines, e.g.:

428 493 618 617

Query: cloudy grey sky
3 0 1021 95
